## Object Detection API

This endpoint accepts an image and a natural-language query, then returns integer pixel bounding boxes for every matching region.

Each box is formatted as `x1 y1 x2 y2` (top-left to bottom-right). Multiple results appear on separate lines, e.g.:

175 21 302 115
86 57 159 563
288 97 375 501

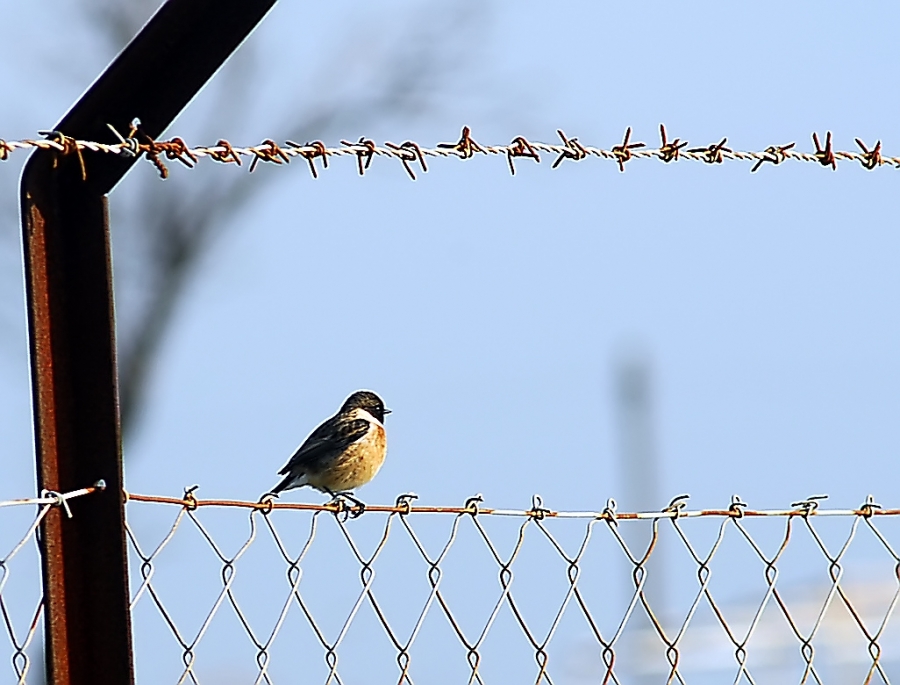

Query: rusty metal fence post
19 1 276 682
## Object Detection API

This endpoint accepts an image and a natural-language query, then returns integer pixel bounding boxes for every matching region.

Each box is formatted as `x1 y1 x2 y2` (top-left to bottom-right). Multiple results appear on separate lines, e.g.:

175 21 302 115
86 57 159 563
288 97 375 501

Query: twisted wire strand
0 125 895 180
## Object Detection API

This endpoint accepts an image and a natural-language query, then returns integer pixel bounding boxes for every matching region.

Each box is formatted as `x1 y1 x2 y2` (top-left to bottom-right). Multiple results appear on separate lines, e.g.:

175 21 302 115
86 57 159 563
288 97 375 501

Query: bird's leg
320 488 356 520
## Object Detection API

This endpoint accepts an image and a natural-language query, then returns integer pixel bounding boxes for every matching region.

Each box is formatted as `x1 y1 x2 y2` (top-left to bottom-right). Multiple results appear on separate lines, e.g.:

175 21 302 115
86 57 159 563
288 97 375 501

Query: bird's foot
326 491 366 520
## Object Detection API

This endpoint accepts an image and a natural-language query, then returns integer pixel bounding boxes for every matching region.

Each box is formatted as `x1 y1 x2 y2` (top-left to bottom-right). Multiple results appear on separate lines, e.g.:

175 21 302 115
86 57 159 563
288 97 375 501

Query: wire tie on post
611 126 645 172
854 137 883 170
657 124 687 163
750 142 795 173
39 129 87 180
385 140 428 180
687 138 731 164
40 489 73 519
437 126 485 159
812 131 836 170
105 122 141 159
341 137 376 176
552 129 587 168
506 136 540 176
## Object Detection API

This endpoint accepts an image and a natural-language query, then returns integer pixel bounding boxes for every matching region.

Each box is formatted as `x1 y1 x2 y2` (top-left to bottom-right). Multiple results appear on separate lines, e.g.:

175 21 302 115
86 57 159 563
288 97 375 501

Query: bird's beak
383 408 392 415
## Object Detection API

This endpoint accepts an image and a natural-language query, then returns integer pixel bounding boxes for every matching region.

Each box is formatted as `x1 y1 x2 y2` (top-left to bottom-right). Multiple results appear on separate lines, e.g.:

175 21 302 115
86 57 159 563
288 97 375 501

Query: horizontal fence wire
123 490 900 685
0 125 896 181
5 487 900 684
0 483 105 684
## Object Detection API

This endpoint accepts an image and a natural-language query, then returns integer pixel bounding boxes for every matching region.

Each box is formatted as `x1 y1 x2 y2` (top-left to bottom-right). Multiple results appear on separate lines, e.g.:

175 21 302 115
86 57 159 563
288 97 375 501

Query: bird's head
341 390 390 423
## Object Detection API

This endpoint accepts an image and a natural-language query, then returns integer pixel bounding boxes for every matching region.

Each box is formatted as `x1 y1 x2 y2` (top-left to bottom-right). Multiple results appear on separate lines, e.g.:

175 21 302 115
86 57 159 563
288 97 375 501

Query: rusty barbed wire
2 124 899 181
1 483 105 685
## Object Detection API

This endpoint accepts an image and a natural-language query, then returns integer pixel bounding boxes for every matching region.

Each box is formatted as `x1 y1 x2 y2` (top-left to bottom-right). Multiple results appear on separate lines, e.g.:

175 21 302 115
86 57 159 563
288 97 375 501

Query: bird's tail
268 471 305 496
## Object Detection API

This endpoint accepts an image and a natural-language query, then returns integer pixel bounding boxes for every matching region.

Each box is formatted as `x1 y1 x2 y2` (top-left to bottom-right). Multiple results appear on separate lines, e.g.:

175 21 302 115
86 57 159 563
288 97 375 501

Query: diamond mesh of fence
4 489 900 684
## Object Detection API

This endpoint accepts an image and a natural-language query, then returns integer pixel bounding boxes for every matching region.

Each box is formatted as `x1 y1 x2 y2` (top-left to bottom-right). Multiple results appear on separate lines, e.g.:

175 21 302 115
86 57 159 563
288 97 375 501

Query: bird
267 390 389 513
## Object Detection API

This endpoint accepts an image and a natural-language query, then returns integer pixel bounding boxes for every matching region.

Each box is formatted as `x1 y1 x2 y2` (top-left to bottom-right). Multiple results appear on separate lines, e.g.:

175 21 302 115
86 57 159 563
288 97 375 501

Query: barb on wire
3 125 900 181
611 126 645 172
687 137 732 164
657 124 688 163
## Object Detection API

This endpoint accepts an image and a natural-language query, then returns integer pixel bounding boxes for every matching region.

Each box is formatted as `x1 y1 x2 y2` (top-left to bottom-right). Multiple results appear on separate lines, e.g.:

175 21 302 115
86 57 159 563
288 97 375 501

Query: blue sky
2 0 900 681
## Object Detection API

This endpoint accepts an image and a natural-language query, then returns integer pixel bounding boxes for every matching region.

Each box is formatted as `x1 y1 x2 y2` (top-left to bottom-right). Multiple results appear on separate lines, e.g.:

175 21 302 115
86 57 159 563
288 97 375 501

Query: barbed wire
0 124 896 181
5 487 900 684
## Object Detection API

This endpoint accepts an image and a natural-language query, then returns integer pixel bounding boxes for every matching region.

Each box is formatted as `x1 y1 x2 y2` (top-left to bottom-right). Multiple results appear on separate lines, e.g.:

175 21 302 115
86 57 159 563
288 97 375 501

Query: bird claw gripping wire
341 137 377 176
384 140 427 180
812 131 836 170
790 494 828 515
552 129 588 168
437 126 485 159
611 127 645 172
751 142 795 173
657 124 687 163
688 138 731 164
328 492 366 521
855 137 883 170
506 136 540 176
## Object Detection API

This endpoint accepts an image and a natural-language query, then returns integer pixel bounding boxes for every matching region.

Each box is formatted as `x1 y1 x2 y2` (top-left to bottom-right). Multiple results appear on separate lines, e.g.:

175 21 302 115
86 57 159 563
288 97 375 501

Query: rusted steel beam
20 1 276 683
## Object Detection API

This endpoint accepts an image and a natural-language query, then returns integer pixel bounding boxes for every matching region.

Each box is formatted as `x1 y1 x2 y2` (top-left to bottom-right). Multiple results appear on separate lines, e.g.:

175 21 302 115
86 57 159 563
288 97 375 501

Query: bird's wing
278 416 370 474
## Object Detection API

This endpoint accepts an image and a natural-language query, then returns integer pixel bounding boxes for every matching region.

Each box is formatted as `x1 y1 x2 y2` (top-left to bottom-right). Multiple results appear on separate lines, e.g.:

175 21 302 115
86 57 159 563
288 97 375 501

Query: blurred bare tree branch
1 0 486 438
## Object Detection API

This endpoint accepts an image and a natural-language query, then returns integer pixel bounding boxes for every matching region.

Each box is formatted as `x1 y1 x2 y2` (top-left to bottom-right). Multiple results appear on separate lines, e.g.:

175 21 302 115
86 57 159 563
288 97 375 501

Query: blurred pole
614 352 665 677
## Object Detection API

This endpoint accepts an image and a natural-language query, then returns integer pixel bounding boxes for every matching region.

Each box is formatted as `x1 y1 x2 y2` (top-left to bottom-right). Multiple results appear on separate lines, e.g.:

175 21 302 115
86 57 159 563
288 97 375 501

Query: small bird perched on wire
267 390 389 514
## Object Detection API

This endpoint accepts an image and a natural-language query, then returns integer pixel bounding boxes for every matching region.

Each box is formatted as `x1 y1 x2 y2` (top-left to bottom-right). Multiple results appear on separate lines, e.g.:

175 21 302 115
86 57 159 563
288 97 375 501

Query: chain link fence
4 489 900 684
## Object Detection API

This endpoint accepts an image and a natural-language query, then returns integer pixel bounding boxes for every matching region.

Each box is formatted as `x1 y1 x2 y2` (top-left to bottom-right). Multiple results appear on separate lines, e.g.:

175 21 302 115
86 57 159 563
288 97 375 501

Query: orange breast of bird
309 422 387 492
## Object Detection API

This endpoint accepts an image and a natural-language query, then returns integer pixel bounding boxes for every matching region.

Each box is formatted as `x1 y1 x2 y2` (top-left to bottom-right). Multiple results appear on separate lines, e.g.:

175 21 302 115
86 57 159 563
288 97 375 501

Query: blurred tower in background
614 351 667 676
